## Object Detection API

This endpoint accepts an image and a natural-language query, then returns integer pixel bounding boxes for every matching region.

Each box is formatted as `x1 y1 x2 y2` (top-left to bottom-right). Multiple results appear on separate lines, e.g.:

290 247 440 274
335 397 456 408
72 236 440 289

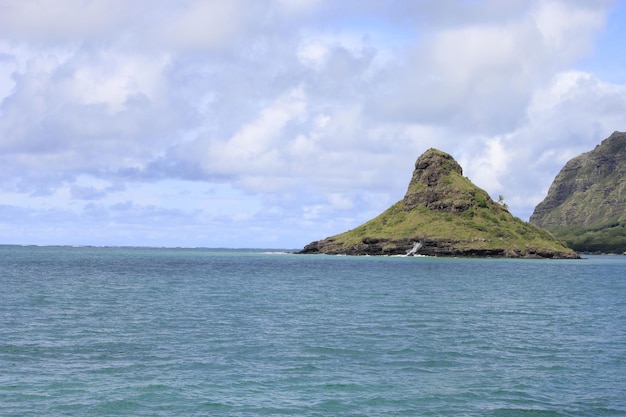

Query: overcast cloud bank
1 0 625 247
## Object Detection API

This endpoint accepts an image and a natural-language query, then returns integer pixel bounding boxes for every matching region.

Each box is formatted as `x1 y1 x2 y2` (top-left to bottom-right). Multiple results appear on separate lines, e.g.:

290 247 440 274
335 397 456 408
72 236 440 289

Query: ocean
1 246 625 416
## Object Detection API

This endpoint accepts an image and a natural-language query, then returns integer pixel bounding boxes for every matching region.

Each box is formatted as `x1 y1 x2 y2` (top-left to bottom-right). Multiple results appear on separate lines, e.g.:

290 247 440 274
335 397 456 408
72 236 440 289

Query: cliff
299 149 578 258
530 131 626 253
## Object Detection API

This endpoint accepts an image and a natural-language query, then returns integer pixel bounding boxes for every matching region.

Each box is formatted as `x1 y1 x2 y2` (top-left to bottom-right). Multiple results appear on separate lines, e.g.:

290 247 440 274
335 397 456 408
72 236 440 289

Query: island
298 148 579 258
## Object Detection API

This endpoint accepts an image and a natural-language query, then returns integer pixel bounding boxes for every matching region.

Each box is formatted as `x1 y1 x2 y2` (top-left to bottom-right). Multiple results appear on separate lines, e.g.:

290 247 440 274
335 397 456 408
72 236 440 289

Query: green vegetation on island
299 148 578 258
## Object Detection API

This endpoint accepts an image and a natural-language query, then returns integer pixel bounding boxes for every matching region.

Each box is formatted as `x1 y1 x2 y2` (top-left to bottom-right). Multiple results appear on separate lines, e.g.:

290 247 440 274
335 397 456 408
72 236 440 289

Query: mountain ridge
530 131 626 253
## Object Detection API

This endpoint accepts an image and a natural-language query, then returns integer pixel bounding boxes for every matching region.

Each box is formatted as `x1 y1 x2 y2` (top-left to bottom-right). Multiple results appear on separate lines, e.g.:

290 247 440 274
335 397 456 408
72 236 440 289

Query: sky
1 0 626 249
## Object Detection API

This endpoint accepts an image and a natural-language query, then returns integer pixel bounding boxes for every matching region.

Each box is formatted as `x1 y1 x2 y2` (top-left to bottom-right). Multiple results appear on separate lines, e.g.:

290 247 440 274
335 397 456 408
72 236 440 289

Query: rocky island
299 148 578 258
530 131 626 253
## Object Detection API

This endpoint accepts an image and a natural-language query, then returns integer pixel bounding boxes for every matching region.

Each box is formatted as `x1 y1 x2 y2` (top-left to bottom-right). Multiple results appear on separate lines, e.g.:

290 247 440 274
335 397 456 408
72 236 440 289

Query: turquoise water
1 246 625 416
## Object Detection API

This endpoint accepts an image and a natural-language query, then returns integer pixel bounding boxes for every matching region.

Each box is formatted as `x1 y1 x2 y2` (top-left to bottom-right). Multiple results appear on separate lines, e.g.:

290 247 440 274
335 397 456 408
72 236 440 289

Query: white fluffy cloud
0 0 624 247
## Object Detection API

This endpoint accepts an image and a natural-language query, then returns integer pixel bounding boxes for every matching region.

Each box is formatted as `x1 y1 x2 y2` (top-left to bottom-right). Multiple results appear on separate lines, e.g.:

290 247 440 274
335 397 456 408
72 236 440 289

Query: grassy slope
550 223 626 253
329 171 571 254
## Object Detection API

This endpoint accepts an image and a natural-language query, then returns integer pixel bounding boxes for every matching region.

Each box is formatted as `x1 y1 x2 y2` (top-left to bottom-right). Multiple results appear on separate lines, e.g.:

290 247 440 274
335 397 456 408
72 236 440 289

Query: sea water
1 246 625 416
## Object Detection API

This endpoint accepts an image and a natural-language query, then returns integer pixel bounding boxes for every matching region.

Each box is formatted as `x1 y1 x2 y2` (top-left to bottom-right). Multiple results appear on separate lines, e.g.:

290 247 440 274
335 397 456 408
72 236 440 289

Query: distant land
530 131 626 254
299 148 578 258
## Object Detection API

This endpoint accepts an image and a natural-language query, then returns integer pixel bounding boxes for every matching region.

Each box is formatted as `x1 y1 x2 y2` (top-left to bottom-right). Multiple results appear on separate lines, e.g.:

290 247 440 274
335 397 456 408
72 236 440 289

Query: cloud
201 87 308 176
158 0 261 51
369 1 608 133
0 0 624 247
461 70 626 219
0 0 138 43
0 44 190 191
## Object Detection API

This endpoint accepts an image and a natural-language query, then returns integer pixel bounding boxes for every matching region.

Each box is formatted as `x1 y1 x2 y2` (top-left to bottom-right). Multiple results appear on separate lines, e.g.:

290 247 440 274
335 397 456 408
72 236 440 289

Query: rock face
530 131 626 253
403 149 471 212
299 148 578 258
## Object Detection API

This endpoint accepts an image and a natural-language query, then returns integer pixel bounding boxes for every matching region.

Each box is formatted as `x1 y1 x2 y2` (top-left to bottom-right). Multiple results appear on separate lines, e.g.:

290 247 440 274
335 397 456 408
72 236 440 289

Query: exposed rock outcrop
530 131 626 253
299 149 578 258
403 149 469 212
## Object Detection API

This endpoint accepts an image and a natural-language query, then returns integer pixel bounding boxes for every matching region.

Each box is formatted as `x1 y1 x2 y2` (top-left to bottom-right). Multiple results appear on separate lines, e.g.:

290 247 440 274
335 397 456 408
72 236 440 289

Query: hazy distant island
298 148 579 259
530 131 626 254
